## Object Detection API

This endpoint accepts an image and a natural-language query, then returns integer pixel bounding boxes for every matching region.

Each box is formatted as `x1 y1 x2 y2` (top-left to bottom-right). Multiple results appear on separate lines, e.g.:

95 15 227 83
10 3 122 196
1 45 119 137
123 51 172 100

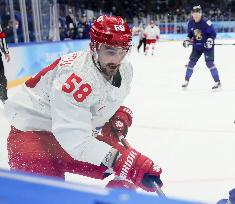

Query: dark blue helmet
192 5 202 13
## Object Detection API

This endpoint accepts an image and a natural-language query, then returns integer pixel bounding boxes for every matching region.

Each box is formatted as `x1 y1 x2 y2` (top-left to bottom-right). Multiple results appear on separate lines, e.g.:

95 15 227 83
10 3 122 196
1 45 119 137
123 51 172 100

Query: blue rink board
5 32 235 81
0 169 202 204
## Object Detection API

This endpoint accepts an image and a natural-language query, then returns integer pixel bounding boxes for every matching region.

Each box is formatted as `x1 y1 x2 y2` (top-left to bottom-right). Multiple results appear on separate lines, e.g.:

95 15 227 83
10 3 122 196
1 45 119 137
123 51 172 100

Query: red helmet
90 15 132 51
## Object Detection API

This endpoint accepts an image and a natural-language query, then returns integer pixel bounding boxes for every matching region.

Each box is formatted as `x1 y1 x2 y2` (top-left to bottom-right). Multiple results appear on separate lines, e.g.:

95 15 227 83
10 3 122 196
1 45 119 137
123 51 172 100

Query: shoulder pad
59 52 80 67
206 20 212 26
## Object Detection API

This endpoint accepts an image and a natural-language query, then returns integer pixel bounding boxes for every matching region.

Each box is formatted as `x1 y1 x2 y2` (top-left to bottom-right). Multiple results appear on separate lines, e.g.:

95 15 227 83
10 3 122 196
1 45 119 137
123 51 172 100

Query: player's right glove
183 39 192 48
108 147 163 192
96 106 133 146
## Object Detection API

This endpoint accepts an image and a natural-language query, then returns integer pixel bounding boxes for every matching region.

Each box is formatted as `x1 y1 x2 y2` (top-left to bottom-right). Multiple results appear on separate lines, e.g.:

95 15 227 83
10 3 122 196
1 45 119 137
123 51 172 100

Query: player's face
97 44 128 77
192 12 202 22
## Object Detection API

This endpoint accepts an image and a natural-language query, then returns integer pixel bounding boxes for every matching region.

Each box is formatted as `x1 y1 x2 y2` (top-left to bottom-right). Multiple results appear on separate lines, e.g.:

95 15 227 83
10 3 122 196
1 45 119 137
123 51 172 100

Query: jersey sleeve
50 64 111 165
187 21 194 39
206 20 216 39
156 26 160 37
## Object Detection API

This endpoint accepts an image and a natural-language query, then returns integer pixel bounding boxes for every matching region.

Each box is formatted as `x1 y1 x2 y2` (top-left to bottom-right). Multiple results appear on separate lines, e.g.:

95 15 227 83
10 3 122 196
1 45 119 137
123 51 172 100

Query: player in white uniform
132 23 146 53
144 20 160 56
4 15 163 192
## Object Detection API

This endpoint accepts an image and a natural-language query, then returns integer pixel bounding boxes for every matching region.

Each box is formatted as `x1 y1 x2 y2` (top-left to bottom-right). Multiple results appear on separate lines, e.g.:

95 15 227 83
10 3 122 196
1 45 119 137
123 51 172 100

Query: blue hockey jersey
187 18 216 50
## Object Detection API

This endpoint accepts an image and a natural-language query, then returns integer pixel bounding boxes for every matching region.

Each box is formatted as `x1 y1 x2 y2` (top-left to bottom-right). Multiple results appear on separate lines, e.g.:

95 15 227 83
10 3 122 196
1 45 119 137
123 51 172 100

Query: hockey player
182 5 221 89
144 20 160 56
216 188 235 204
133 23 146 53
4 15 162 192
0 23 10 103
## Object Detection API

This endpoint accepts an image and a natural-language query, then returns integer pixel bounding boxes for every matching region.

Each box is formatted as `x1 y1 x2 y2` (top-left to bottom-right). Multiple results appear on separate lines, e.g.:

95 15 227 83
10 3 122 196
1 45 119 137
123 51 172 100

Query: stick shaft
190 42 235 46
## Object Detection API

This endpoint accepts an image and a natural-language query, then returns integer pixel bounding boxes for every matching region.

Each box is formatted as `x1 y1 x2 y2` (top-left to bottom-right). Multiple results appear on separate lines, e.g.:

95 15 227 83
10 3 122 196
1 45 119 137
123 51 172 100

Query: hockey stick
115 132 167 198
212 43 235 46
188 42 235 46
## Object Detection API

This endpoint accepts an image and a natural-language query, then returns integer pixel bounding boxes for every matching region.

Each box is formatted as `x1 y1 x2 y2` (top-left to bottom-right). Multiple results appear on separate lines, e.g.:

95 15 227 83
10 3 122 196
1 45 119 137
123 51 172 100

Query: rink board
5 32 235 84
0 169 201 204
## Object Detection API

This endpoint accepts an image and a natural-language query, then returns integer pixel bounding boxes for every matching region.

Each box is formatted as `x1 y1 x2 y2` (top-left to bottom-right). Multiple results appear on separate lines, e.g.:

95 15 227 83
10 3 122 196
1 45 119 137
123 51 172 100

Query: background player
4 15 162 193
133 23 146 53
0 23 10 103
144 20 160 56
182 5 221 89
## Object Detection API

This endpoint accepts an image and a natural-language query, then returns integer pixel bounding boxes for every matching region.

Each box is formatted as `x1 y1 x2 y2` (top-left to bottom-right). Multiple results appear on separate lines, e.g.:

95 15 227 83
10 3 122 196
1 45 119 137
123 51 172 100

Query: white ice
1 40 235 203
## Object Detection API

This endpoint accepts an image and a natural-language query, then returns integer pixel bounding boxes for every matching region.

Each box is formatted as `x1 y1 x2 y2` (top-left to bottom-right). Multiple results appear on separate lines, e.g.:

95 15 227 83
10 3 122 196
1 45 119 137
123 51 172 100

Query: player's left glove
205 38 214 49
96 106 133 146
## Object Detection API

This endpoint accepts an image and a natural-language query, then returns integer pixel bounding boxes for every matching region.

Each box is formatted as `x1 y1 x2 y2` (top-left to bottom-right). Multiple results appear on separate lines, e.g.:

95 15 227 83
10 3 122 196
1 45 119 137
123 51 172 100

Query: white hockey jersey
144 25 160 40
132 26 145 39
4 51 133 165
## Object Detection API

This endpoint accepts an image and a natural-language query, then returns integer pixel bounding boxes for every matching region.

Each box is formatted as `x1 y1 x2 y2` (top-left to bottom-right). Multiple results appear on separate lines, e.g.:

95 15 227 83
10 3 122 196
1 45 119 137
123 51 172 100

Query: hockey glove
205 38 214 49
96 106 133 146
113 148 163 192
183 39 192 48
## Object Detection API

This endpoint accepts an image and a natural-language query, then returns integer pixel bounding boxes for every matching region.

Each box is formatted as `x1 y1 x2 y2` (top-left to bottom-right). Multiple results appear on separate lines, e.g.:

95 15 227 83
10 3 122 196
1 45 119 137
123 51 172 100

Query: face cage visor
97 44 131 58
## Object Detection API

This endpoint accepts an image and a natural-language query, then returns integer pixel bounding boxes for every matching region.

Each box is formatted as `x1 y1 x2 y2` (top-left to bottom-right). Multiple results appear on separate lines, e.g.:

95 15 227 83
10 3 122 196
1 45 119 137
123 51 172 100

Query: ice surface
1 40 235 203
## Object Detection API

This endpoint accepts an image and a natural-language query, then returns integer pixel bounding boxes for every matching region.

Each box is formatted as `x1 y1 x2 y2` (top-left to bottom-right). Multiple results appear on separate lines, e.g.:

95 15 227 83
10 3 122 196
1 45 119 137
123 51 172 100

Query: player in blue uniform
182 5 221 89
216 188 235 204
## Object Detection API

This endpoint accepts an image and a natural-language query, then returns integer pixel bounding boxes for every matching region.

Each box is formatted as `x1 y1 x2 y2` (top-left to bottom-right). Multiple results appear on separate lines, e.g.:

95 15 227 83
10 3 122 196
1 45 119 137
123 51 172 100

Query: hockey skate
0 96 6 104
0 95 7 104
182 80 189 88
212 81 221 90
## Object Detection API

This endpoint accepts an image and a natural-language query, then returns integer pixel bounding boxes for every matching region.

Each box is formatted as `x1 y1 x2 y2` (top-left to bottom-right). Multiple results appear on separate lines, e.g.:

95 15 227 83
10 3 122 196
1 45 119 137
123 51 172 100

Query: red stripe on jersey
0 32 6 38
25 58 61 88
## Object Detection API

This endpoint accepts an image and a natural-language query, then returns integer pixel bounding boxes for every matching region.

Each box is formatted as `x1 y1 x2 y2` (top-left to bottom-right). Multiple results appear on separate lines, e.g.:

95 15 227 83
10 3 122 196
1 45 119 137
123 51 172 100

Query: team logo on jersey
194 29 202 40
114 25 125 31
